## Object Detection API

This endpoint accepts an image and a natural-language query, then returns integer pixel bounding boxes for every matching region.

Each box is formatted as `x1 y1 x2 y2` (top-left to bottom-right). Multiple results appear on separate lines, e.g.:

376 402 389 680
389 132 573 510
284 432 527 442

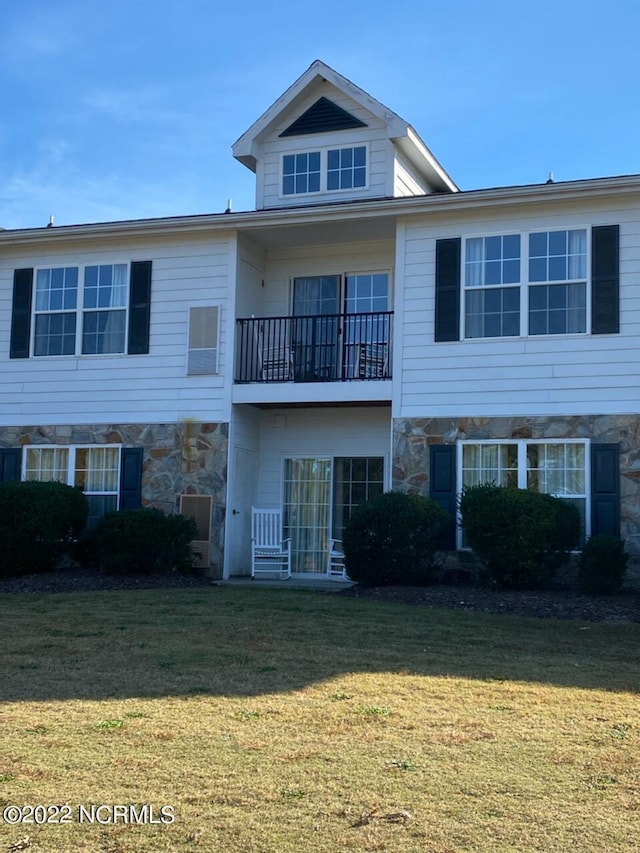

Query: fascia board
2 175 639 247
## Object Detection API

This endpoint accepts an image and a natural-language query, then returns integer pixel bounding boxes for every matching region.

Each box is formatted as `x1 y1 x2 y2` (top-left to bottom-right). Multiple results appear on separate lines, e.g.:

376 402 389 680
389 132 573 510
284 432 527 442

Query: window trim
456 438 591 549
279 143 370 199
30 262 131 358
461 227 592 341
22 443 123 504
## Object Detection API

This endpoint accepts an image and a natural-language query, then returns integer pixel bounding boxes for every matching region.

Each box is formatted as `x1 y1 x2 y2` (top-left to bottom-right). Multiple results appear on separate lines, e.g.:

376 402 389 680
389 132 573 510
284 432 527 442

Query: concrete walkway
217 576 354 593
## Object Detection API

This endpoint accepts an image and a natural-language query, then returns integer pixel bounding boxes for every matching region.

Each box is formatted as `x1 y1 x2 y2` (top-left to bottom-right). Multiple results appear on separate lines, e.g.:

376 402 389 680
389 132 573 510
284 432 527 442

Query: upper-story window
528 229 587 335
462 229 588 339
464 235 521 338
327 146 366 190
11 260 151 360
282 146 367 196
34 264 128 356
34 267 79 356
282 152 321 195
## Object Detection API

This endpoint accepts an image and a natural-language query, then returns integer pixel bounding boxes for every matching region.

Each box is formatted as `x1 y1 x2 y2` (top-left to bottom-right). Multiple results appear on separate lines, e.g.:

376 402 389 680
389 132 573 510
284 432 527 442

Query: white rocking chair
328 538 348 579
251 507 292 579
256 321 294 382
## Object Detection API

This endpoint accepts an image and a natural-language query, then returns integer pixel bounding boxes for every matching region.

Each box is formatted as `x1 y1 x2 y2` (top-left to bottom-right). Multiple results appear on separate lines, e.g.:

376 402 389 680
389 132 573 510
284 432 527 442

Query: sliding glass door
283 456 385 575
283 458 331 573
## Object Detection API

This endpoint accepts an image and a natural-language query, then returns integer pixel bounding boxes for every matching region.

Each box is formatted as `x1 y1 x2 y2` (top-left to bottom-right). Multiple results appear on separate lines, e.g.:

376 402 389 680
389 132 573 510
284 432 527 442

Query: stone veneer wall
393 415 640 576
0 422 228 574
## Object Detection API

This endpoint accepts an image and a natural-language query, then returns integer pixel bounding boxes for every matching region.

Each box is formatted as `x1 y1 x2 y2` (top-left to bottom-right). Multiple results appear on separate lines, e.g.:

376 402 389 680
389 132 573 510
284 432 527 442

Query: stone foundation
393 415 640 585
1 422 228 574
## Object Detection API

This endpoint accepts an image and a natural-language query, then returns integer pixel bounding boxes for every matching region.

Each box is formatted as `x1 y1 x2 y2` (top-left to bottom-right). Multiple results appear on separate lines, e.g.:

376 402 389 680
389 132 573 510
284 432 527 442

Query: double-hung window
33 263 127 355
459 439 588 542
282 146 367 196
528 229 587 335
82 264 128 354
464 235 520 338
11 260 151 360
462 229 589 338
34 267 79 356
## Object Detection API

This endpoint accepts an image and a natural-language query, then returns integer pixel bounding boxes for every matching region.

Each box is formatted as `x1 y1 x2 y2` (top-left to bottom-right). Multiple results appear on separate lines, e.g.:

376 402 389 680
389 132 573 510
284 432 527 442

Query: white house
1 60 638 577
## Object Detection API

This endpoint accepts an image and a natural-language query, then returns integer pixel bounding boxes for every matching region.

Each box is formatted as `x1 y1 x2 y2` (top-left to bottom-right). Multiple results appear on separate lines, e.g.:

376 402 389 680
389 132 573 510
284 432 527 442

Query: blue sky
2 0 639 229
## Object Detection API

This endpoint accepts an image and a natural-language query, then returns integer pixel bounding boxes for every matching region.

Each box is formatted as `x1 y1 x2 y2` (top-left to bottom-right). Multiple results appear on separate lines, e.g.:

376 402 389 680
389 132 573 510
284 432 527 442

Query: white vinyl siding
255 406 391 509
258 81 391 208
0 234 232 425
398 199 640 418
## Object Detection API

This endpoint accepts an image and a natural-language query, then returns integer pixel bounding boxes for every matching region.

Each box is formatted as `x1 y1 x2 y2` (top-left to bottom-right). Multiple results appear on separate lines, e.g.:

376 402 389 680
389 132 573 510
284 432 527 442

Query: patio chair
251 507 292 578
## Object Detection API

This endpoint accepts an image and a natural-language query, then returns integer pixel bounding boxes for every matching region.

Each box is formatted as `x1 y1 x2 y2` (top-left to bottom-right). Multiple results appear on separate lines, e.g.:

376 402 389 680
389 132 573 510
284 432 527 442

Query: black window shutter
119 447 144 509
590 443 620 537
429 444 457 549
0 448 22 482
591 225 619 334
128 261 152 354
10 269 34 359
435 238 461 342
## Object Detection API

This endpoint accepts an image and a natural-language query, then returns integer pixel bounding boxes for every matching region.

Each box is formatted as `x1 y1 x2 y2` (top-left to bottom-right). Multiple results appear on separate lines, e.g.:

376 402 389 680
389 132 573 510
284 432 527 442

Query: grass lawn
0 587 638 852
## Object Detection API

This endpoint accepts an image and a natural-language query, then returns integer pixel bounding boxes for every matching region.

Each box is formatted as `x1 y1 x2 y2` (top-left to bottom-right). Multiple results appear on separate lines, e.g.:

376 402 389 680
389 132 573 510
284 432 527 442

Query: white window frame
463 232 521 340
461 228 592 340
456 439 590 549
281 453 387 575
22 444 123 513
279 143 369 199
31 263 130 357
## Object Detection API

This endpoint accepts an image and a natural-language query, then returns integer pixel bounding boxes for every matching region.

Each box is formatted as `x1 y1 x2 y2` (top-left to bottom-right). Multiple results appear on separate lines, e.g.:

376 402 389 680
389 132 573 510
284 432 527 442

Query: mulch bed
0 568 638 623
341 583 640 623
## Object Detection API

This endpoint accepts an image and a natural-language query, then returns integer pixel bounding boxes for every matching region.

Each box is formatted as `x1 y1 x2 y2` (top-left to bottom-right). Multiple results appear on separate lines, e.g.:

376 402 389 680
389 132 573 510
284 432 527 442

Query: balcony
235 312 393 384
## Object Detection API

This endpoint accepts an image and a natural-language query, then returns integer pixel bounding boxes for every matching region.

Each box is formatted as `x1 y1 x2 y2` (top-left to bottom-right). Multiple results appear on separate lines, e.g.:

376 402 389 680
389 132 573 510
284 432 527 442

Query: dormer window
327 147 366 190
281 145 368 196
283 152 321 195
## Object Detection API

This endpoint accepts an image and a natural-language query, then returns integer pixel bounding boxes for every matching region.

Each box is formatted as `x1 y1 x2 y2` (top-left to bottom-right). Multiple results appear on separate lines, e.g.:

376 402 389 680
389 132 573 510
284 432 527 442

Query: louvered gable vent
188 306 219 374
280 97 367 137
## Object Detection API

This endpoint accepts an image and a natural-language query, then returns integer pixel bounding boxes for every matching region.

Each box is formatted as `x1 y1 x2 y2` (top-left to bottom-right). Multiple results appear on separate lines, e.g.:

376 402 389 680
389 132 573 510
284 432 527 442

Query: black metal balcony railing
235 312 393 383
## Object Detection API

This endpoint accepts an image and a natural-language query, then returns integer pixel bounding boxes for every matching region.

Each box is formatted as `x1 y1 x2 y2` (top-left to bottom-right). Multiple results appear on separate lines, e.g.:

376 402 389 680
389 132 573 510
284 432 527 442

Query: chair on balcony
255 321 294 381
251 507 292 578
328 538 347 579
355 342 388 379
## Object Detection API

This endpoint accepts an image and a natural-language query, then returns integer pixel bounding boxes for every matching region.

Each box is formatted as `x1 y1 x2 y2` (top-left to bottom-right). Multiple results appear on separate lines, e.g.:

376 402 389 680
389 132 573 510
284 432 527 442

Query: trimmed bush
343 490 450 586
460 484 581 590
578 535 628 594
95 507 198 575
0 480 89 578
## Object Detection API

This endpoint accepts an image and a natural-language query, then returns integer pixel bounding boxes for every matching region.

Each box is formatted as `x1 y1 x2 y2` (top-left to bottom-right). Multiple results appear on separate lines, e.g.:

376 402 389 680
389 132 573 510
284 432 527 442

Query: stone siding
393 415 640 584
0 422 228 575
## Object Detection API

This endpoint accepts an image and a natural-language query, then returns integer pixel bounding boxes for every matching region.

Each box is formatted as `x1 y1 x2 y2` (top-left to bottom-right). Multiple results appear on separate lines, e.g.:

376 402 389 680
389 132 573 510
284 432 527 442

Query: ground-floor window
458 440 588 546
283 455 385 574
24 445 121 527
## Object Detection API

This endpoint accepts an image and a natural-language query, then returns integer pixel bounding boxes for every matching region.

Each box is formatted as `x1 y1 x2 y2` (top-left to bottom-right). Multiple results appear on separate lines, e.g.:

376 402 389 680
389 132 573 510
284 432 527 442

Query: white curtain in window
568 230 587 279
465 238 484 286
283 458 331 573
111 264 128 307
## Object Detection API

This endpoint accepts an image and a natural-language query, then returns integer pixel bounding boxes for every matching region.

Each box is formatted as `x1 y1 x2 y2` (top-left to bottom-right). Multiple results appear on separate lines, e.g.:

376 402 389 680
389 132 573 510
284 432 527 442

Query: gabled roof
232 60 458 193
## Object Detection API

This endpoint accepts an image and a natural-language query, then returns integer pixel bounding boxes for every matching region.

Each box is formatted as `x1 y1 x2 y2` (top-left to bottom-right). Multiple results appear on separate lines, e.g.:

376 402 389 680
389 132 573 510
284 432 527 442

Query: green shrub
95 507 198 575
342 490 450 586
460 484 581 590
0 480 89 578
578 535 628 594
